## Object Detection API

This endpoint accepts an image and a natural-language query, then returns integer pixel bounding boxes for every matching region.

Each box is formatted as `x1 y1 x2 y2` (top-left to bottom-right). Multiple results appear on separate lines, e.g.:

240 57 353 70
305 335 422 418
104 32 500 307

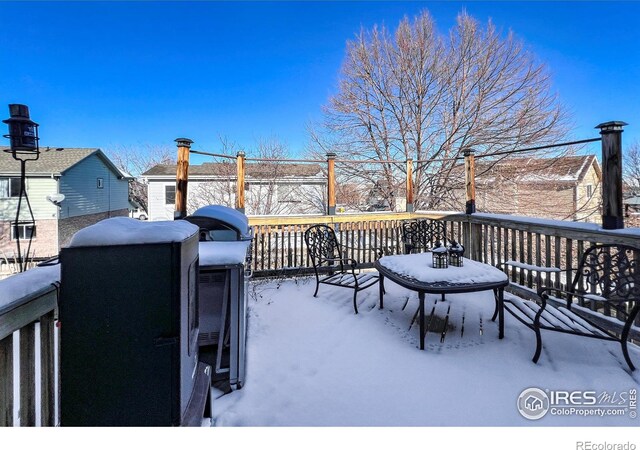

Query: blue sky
1 1 639 163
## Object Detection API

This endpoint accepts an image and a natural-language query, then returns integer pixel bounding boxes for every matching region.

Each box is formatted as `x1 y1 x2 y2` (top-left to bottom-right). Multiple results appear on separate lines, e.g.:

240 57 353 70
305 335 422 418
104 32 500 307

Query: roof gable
0 146 129 178
143 162 324 178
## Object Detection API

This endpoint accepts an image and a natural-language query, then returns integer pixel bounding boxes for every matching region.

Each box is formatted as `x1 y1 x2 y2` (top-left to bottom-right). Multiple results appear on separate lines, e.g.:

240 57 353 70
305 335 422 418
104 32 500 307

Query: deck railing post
327 152 336 215
406 158 414 213
236 151 246 213
596 121 627 230
463 149 476 215
174 138 193 220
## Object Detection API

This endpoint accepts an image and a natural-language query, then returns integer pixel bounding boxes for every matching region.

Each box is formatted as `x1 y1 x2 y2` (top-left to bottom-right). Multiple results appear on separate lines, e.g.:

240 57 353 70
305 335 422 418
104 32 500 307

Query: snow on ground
212 276 639 426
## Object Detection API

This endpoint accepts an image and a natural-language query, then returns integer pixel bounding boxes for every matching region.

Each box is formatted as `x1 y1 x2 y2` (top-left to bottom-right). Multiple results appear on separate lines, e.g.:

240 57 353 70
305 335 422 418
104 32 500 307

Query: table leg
379 274 385 309
419 292 425 350
498 288 504 339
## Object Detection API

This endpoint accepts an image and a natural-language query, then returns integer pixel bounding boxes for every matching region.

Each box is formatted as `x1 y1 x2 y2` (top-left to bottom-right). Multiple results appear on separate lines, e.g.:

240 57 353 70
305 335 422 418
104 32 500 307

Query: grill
59 218 210 426
184 205 253 390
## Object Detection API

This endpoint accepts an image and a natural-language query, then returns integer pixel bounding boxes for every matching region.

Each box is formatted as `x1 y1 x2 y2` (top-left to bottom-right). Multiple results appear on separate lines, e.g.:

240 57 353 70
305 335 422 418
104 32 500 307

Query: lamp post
3 104 40 272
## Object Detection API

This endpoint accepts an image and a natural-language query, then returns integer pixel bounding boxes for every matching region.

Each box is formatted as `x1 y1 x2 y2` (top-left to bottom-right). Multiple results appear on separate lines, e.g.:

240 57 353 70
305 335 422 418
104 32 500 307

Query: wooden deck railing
248 212 640 330
1 211 640 426
0 276 59 427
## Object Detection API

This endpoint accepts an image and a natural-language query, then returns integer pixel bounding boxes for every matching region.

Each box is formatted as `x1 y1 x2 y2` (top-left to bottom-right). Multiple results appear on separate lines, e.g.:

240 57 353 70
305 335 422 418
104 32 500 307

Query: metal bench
304 224 380 314
502 243 640 371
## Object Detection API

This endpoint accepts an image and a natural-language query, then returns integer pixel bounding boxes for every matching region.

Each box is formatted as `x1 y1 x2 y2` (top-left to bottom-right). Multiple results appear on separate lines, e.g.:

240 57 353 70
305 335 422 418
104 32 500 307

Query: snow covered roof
472 155 600 185
143 162 323 178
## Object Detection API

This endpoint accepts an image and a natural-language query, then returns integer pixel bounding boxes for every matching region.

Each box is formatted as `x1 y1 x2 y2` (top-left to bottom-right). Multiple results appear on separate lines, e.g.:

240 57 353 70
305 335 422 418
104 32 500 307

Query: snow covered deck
212 276 640 426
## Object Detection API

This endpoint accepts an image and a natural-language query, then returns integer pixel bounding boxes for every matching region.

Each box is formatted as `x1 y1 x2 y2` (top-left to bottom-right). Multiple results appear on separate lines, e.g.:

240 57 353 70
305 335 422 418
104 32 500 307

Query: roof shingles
0 147 97 175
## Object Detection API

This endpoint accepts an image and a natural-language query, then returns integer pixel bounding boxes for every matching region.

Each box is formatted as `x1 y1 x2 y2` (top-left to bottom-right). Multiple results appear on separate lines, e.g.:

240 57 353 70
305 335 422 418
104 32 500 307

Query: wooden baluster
511 229 518 283
20 323 36 426
526 232 533 289
0 334 13 427
519 230 525 286
566 238 573 293
545 235 552 288
554 236 562 290
40 312 55 426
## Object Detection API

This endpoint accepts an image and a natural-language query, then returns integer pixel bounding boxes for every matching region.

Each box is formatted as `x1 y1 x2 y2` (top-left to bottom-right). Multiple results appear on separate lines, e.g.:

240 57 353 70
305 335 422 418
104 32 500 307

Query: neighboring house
366 179 407 212
624 196 640 227
455 155 602 223
0 147 131 260
142 162 327 220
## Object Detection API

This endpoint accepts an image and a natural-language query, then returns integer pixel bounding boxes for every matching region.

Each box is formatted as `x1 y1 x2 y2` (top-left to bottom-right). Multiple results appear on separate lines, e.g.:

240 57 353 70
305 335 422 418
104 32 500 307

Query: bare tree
312 9 569 210
107 144 176 212
188 138 326 215
624 142 640 195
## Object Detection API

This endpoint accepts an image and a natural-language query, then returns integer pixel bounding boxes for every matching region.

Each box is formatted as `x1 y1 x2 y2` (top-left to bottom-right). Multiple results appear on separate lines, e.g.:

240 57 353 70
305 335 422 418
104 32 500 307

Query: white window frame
0 177 22 198
11 223 36 241
165 184 176 205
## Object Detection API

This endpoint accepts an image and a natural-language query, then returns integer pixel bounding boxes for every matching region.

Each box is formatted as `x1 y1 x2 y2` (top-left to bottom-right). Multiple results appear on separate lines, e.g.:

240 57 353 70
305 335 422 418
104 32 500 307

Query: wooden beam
174 138 193 220
236 151 246 213
326 153 336 215
596 121 627 229
406 158 414 212
464 149 476 214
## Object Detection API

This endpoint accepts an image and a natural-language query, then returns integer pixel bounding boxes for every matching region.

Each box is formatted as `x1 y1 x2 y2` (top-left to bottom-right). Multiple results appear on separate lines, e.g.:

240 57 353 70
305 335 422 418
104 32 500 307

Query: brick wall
0 219 59 259
58 209 129 248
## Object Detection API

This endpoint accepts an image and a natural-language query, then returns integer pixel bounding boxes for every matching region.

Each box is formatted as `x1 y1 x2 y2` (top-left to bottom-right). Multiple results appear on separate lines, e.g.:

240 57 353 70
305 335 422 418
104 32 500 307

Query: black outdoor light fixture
448 240 465 267
3 103 40 160
3 104 40 272
432 241 448 269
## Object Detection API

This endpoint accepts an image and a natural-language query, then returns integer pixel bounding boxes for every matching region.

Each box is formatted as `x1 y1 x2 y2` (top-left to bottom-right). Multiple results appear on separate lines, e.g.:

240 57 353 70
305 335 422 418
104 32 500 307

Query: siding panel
59 155 129 219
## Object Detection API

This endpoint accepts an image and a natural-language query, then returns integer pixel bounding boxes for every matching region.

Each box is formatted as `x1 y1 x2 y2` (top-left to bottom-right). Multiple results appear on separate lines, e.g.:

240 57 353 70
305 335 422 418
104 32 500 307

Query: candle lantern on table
448 240 465 267
432 241 448 269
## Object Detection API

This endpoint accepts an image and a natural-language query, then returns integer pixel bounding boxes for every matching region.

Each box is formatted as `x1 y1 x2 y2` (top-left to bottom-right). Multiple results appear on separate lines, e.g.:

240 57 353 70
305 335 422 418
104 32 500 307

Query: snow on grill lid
191 205 250 234
68 217 198 247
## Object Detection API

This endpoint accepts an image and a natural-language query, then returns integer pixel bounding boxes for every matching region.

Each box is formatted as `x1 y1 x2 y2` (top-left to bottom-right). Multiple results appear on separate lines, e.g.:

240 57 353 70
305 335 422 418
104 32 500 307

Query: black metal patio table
374 254 509 350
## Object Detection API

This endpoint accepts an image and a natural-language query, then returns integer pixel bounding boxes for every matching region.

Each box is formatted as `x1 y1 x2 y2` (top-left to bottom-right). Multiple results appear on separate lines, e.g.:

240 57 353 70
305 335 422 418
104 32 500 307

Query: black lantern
432 240 448 269
448 240 465 267
3 104 40 160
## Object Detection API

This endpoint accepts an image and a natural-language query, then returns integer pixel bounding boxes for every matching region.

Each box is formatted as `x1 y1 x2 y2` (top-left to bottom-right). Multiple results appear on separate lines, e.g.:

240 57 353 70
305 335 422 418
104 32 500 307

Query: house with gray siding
0 147 131 261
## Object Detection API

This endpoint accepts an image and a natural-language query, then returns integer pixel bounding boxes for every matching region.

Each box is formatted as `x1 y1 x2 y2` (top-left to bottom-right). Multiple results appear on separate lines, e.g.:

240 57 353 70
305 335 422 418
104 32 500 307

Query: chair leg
621 340 636 372
441 293 445 303
620 304 639 371
353 289 359 314
313 280 320 297
532 327 542 364
491 289 499 321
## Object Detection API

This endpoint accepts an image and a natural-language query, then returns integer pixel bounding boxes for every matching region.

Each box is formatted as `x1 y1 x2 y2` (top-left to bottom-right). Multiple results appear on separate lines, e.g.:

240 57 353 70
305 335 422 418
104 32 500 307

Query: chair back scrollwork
402 220 447 254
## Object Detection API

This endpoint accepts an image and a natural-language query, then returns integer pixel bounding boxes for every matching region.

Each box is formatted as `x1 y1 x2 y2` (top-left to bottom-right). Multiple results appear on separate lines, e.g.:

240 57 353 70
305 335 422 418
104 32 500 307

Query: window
165 185 176 204
278 184 300 203
0 177 22 198
97 177 104 189
586 185 593 198
11 223 36 240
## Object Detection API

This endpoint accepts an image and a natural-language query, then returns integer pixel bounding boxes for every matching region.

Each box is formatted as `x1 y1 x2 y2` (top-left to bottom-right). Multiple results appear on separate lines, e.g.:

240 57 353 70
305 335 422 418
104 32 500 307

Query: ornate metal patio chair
402 220 447 254
304 224 380 314
503 243 640 371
